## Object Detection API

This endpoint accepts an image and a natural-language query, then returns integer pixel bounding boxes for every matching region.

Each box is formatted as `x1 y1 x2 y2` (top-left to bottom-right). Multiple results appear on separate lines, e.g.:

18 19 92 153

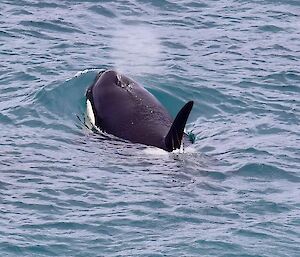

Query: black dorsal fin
164 101 194 152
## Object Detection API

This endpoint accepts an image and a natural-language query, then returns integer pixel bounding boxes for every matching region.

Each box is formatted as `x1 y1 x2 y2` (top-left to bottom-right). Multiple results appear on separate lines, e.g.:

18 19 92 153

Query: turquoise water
1 0 300 256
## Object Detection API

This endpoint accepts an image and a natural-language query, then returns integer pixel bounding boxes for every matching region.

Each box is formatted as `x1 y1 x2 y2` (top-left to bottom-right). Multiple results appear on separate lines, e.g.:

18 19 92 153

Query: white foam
74 69 93 78
143 147 169 156
143 144 197 155
65 69 98 82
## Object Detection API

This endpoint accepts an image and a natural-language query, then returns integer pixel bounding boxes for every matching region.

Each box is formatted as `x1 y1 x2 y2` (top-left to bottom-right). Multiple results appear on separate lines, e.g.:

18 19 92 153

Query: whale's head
94 70 134 91
85 69 132 130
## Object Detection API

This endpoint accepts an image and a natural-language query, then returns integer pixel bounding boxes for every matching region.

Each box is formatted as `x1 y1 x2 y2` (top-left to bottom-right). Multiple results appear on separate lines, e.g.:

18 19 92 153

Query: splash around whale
85 70 194 152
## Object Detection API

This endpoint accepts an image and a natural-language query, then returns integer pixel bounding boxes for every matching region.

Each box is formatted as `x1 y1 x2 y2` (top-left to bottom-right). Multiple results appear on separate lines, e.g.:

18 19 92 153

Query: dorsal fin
164 101 194 152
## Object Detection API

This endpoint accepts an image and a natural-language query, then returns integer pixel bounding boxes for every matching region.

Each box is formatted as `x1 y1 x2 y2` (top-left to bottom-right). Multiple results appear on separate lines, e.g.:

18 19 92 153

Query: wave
234 163 300 182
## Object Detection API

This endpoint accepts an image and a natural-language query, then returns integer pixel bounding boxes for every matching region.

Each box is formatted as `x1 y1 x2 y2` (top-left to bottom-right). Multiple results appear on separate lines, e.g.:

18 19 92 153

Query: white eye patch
86 99 96 127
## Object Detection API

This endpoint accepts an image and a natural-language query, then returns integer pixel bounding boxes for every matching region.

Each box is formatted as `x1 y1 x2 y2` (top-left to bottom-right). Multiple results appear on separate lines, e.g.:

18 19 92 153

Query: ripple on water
19 20 84 34
235 163 300 182
1 0 300 256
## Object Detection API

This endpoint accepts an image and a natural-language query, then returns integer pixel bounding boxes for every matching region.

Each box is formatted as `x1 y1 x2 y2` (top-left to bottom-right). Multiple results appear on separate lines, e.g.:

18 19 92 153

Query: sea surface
1 0 299 256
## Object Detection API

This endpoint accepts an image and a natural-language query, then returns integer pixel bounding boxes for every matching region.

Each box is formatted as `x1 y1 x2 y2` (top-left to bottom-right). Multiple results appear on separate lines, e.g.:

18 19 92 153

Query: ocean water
1 0 299 256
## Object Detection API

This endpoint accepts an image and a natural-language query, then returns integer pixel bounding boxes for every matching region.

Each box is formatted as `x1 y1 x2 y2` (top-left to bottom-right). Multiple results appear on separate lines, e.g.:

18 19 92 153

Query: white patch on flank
86 99 95 127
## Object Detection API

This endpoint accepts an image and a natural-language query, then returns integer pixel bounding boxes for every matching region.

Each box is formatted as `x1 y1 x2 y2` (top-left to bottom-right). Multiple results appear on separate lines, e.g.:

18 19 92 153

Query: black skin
86 70 193 152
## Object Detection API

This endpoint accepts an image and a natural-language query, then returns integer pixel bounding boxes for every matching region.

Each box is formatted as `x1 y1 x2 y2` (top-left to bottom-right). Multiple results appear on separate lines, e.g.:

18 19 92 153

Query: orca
85 70 193 152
